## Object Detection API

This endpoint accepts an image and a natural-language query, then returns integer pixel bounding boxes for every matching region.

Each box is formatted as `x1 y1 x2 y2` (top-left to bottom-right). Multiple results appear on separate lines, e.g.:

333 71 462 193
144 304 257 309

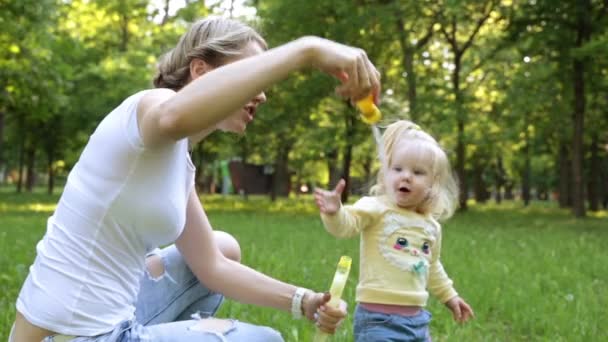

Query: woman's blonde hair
370 120 459 220
154 17 267 90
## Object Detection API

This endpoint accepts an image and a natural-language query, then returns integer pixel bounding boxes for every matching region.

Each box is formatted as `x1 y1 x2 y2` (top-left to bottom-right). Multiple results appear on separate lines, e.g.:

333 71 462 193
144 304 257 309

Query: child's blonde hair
370 120 458 220
154 17 267 90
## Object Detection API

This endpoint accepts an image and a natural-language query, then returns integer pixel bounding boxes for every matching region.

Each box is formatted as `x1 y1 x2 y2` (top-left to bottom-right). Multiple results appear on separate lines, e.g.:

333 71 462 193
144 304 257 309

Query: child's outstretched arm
314 179 376 238
314 179 346 215
445 296 474 323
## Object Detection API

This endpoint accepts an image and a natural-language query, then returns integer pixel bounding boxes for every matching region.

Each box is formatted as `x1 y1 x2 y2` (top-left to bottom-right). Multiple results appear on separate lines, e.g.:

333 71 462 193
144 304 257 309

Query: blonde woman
11 16 381 342
314 120 473 341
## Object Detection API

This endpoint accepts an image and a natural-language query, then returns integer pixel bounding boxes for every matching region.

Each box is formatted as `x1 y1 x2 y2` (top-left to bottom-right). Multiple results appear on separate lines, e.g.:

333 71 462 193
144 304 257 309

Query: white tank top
16 90 195 336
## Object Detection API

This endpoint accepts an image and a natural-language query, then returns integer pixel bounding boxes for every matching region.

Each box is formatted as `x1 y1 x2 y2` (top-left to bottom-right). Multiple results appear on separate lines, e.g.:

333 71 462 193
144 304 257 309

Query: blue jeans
353 304 432 342
42 245 284 342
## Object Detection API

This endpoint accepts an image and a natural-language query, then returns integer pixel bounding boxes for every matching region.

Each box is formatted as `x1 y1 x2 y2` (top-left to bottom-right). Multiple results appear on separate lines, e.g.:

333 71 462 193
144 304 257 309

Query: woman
11 16 381 341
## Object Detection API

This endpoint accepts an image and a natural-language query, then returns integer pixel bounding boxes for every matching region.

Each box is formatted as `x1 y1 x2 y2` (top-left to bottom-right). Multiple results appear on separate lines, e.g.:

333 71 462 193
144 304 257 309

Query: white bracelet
291 287 307 319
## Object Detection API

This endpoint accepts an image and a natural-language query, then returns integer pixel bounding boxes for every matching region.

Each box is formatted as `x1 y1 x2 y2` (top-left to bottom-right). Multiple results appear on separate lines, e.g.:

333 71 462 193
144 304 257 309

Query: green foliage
0 0 606 213
0 191 607 341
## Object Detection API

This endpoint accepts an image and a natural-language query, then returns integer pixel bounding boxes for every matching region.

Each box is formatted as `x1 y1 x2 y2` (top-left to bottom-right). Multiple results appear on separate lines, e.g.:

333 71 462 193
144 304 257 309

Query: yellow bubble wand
355 94 383 163
356 94 381 126
313 256 352 342
332 71 382 144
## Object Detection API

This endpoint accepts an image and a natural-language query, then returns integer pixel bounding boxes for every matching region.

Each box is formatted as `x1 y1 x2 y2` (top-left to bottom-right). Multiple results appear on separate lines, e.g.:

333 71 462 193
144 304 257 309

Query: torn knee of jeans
188 317 234 335
145 254 166 281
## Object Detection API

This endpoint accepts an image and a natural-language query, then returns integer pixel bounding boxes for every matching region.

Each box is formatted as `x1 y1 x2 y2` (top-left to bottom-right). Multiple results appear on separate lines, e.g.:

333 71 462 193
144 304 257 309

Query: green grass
1 191 607 341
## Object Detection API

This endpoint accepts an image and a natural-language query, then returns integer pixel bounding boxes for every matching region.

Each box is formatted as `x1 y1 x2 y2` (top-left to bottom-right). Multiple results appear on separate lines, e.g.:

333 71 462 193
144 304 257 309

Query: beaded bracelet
291 287 307 319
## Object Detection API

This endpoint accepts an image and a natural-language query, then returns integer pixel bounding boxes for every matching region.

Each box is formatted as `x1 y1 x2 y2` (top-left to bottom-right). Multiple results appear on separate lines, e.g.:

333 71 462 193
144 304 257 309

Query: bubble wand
313 256 352 342
356 94 381 126
333 71 383 149
355 94 383 163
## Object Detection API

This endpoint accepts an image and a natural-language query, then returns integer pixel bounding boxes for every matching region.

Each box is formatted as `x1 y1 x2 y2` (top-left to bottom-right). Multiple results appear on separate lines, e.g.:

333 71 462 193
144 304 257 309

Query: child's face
384 139 434 212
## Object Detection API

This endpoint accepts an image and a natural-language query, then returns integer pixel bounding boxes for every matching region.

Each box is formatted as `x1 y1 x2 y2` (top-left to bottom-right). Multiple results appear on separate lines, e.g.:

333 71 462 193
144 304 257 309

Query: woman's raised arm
138 37 379 147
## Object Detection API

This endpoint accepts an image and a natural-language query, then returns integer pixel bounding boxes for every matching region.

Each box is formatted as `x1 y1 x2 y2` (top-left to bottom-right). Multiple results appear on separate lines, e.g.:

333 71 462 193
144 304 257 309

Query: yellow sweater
321 195 458 306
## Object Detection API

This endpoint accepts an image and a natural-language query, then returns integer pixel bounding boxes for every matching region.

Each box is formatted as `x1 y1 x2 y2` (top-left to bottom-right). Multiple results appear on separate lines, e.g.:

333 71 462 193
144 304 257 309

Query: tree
436 0 503 210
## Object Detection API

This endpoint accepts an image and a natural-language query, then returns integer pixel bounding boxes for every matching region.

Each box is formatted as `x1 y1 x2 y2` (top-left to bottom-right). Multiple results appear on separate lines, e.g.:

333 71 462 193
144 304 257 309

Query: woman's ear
190 58 211 80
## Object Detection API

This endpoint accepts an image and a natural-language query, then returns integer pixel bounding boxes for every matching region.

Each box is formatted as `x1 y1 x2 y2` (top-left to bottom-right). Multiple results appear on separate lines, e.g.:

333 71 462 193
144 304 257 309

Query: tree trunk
47 145 55 195
558 143 572 208
341 114 356 203
395 16 418 120
228 0 235 18
0 108 4 182
271 144 290 201
326 148 340 188
440 5 494 209
588 134 600 211
472 162 489 203
404 50 417 120
505 182 514 200
363 153 373 190
494 157 505 204
571 58 586 217
397 41 416 121
453 53 468 210
25 145 36 192
16 130 25 193
602 154 608 210
521 156 531 206
161 0 170 25
571 0 591 217
192 142 205 192
119 0 129 52
522 113 531 206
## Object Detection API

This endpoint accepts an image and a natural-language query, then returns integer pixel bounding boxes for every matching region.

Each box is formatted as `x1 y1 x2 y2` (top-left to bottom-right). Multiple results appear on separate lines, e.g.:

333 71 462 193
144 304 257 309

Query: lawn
1 191 606 341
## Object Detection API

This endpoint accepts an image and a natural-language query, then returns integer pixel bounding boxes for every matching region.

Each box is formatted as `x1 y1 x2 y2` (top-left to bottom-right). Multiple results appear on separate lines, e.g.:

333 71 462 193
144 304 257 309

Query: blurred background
1 0 607 218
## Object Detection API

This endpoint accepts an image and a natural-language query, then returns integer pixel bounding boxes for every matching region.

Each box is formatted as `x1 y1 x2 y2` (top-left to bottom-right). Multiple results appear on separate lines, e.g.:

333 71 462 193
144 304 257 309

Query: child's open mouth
399 187 410 193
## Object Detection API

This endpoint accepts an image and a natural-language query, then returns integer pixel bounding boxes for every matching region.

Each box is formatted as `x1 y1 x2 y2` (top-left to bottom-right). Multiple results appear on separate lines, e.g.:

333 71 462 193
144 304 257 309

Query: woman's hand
445 296 474 323
299 37 381 104
302 291 347 334
314 179 345 215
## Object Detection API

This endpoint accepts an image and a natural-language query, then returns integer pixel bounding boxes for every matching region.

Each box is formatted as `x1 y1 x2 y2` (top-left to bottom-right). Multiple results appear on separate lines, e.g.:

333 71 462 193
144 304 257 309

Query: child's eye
422 242 430 254
393 167 402 172
414 169 426 175
396 237 408 247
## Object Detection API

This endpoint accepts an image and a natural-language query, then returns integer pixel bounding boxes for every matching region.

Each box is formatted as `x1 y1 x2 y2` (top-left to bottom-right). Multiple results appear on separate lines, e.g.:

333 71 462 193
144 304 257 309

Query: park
1 0 607 341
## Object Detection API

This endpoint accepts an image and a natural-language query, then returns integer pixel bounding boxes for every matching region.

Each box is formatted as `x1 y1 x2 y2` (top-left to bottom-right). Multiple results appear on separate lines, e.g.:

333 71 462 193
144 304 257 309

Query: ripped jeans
42 245 284 342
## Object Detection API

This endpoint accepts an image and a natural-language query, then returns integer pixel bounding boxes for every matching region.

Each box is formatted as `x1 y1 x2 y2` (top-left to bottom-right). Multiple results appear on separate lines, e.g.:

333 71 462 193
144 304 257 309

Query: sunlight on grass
0 202 57 213
199 194 321 215
589 210 608 218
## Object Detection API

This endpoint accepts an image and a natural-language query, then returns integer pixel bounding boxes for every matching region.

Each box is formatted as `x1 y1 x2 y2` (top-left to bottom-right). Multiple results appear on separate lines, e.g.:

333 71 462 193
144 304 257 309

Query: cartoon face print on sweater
378 213 437 276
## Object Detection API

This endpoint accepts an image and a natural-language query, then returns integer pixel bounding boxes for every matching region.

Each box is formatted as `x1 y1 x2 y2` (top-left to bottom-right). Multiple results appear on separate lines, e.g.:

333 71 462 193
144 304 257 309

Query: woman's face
216 41 267 134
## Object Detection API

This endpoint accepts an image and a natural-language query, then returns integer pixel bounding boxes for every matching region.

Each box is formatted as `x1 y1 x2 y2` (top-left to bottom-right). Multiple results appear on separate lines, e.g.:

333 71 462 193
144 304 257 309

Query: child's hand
302 291 347 334
314 179 345 215
445 296 474 323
